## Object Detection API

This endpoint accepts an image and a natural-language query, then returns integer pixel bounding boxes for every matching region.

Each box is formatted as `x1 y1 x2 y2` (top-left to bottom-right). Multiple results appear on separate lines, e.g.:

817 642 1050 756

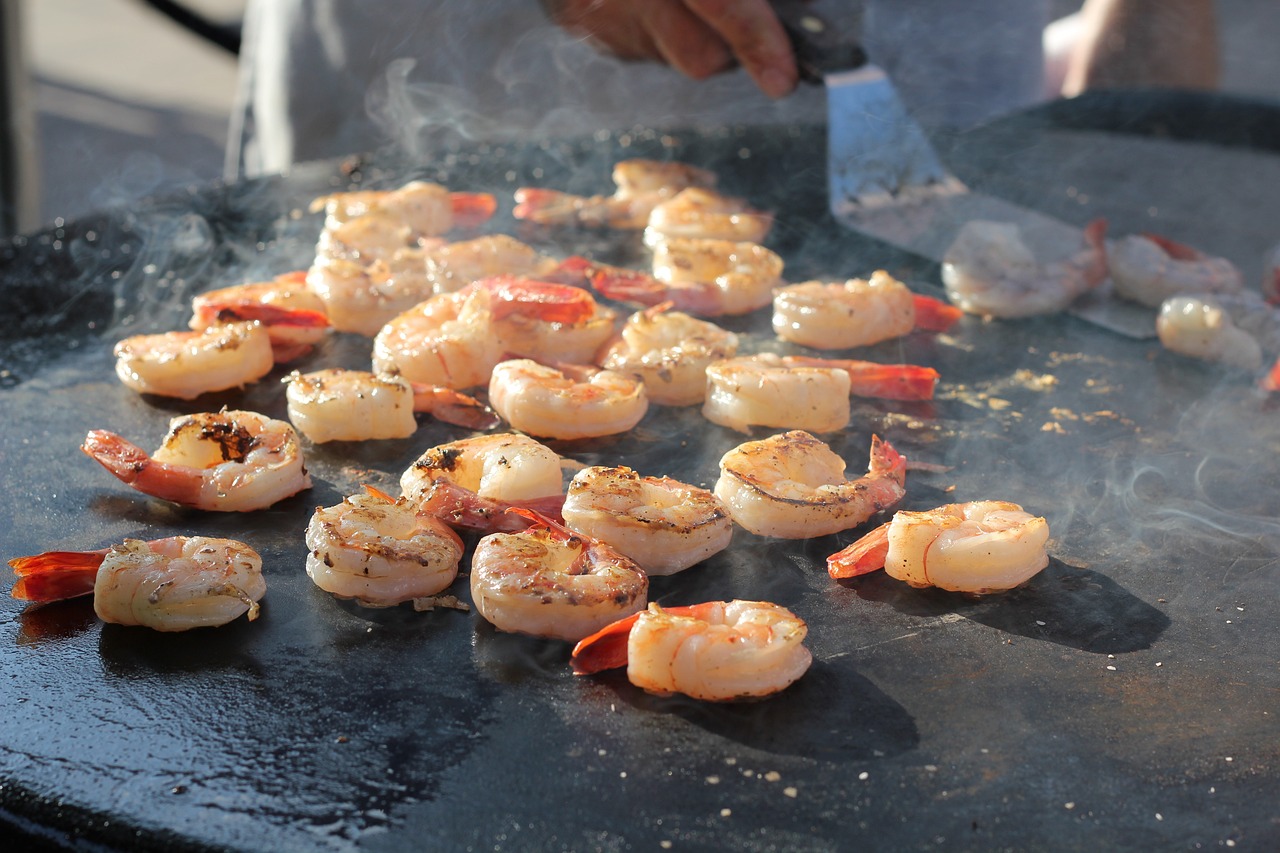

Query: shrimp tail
570 603 708 674
471 275 598 325
912 294 963 332
1081 218 1110 289
410 383 501 429
418 481 565 532
207 303 330 329
449 192 498 230
591 268 720 315
783 357 939 401
826 523 891 579
81 430 200 507
1261 355 1280 392
512 188 579 223
8 550 106 602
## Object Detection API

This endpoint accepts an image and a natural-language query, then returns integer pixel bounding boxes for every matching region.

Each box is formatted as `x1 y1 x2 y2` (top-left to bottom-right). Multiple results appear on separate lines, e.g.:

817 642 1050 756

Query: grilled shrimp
571 600 812 702
1109 233 1243 307
305 488 465 608
422 234 560 295
114 321 275 400
714 431 906 539
82 410 311 512
1155 295 1265 370
284 368 497 443
189 271 330 362
643 187 773 247
470 509 648 641
372 286 503 389
312 180 497 242
772 271 963 349
488 359 648 441
513 159 716 229
827 500 1050 594
10 536 264 631
306 250 435 336
562 466 733 576
941 219 1108 317
401 433 565 533
596 303 739 406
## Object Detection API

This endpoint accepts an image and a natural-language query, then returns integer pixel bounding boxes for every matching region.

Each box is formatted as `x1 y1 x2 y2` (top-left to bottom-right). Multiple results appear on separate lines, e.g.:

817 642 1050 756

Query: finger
683 0 798 98
642 1 735 80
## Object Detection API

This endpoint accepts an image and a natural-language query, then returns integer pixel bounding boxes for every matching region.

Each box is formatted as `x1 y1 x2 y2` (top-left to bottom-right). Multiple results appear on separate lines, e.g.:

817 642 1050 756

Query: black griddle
2 91 1279 851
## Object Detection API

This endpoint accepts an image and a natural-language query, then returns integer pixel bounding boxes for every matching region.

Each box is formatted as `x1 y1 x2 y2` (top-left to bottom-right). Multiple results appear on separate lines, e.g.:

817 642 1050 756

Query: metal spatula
771 1 1156 339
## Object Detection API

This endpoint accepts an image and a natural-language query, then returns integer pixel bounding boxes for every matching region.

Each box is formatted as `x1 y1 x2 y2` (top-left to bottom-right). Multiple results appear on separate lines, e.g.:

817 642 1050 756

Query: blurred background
11 0 1280 236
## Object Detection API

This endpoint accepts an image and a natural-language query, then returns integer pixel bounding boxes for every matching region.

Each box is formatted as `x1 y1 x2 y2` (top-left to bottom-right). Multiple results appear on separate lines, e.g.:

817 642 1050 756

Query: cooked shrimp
82 410 311 512
772 271 963 349
591 238 783 317
470 509 648 641
513 159 715 229
1109 233 1243 307
311 180 497 237
189 271 330 362
284 368 496 443
643 187 773 247
372 287 504 389
305 488 465 608
306 249 434 336
1156 295 1264 371
10 536 264 631
827 500 1050 594
714 431 906 539
703 354 937 434
941 219 1108 317
114 321 274 400
422 234 561 295
596 303 739 406
562 466 733 576
475 276 619 365
401 433 565 532
488 358 648 440
570 600 811 701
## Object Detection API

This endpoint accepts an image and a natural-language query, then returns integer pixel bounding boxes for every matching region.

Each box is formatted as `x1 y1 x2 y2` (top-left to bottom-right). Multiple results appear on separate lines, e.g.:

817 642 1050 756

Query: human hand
542 0 799 99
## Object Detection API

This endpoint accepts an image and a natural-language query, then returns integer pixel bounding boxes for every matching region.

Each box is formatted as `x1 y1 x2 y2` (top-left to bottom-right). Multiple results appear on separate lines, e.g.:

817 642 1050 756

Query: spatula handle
770 0 867 83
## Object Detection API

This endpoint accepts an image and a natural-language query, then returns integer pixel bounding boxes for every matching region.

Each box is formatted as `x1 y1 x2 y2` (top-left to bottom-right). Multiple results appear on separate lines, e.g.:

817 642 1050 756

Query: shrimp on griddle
114 321 275 400
488 358 648 441
513 159 715 229
1108 233 1243 307
189 271 330 363
643 187 773 247
596 302 739 407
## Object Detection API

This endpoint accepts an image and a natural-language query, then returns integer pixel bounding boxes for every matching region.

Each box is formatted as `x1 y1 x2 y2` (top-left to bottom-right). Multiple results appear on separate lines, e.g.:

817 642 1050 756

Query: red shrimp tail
9 550 105 602
785 357 938 401
541 255 598 287
869 435 907 483
449 192 498 230
210 303 330 329
410 384 501 430
589 267 669 308
1082 218 1110 289
1260 356 1280 392
471 275 598 325
912 294 963 332
827 523 891 579
1141 231 1203 261
571 611 643 674
418 482 565 533
512 188 576 223
81 431 196 506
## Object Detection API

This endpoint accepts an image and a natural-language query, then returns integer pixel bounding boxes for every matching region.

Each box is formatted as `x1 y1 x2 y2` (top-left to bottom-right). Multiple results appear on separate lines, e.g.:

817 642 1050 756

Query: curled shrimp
470 508 648 641
305 487 465 608
570 600 812 702
476 276 619 365
827 501 1050 594
488 359 648 441
306 249 435 336
714 431 906 539
562 466 733 576
513 159 715 229
422 234 561 295
643 187 773 247
372 287 504 389
82 410 312 512
400 433 566 533
772 271 962 349
284 368 497 443
941 219 1108 318
591 238 784 317
703 354 938 434
312 180 496 239
114 321 275 400
1156 295 1264 371
189 271 330 363
1109 233 1243 307
596 303 738 407
10 536 265 631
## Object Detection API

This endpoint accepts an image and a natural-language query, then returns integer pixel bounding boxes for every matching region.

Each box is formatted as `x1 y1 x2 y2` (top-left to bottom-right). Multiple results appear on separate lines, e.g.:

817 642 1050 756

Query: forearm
1062 0 1219 95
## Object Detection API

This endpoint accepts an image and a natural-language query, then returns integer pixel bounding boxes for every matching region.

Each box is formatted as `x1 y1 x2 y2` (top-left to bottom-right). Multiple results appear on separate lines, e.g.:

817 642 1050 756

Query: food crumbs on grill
1064 802 1076 810
411 595 469 612
1156 662 1163 667
336 735 349 743
987 397 1012 411
1106 665 1117 671
720 808 732 817
764 771 781 782
170 785 188 795
660 842 673 850
858 772 869 781
706 775 721 785
783 787 798 798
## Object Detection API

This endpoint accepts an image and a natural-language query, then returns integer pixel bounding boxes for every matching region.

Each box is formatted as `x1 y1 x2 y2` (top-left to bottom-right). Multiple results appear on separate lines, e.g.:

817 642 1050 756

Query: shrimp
82 410 312 512
643 187 773 247
306 249 434 336
703 354 938 434
189 271 330 362
1155 295 1264 371
772 271 963 349
596 303 739 406
513 159 716 229
372 287 504 389
311 180 497 237
562 466 733 576
488 358 648 440
10 536 264 631
470 508 648 641
422 234 561 295
305 488 465 608
1108 233 1243 307
590 238 784 317
476 276 619 365
570 600 811 702
284 368 497 443
941 218 1108 318
714 431 906 539
826 500 1050 594
400 433 566 533
114 321 274 400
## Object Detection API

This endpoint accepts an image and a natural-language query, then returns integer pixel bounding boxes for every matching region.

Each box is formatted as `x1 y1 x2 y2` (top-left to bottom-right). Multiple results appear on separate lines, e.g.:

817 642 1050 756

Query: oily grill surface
1 94 1278 851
